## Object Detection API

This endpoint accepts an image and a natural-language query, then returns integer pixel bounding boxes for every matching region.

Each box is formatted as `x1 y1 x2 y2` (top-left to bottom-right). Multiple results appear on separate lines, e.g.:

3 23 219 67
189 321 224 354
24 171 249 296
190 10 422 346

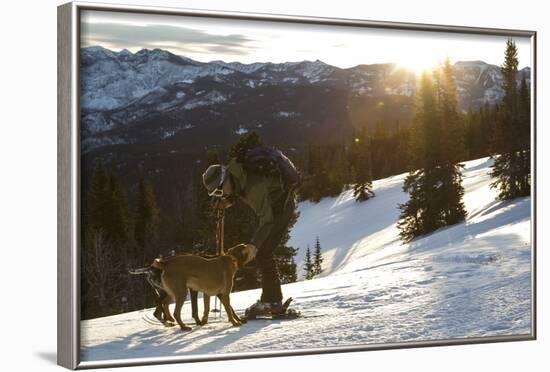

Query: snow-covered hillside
80 157 532 363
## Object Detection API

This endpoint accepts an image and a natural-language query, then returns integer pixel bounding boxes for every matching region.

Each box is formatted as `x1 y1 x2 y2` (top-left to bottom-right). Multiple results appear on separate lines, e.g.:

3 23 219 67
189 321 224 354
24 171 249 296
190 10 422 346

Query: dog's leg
173 289 192 331
230 305 243 324
190 289 201 325
201 295 210 325
154 290 171 324
217 294 243 324
153 296 165 324
162 294 175 323
219 294 241 326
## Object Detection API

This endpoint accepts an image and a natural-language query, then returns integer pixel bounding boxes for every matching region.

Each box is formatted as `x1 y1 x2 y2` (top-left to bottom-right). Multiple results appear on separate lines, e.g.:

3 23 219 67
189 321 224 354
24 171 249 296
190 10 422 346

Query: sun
399 55 439 75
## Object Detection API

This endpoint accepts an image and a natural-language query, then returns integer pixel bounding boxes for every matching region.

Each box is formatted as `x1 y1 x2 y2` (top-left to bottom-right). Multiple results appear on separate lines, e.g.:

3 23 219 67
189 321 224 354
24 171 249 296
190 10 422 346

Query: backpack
239 146 301 190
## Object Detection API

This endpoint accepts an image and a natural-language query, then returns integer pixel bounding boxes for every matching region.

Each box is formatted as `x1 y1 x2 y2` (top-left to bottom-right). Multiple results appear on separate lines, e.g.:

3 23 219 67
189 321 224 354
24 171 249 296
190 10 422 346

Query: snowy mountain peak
454 60 489 67
80 46 531 146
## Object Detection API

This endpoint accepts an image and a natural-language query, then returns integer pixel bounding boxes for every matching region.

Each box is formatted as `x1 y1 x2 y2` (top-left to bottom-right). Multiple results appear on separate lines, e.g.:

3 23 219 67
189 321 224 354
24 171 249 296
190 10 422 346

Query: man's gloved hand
245 243 258 261
211 196 233 210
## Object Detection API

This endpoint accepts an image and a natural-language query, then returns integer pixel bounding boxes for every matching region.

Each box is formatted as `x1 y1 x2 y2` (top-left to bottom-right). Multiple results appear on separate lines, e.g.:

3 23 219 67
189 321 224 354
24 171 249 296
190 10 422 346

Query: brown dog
152 244 257 330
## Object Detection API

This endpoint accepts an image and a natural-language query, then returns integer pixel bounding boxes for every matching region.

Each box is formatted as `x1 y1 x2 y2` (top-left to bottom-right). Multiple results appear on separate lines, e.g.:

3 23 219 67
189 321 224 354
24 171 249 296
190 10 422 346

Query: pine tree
436 58 467 227
86 161 109 235
371 121 389 179
351 128 375 202
134 177 160 262
83 161 130 250
518 76 531 193
398 65 466 242
303 245 314 280
313 236 324 276
490 39 530 199
273 202 300 284
229 131 262 159
107 173 130 245
82 161 130 318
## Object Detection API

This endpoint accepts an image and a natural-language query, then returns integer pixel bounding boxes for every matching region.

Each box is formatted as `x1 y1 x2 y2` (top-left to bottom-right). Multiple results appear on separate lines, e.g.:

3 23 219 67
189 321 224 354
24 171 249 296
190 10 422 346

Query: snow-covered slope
80 157 532 362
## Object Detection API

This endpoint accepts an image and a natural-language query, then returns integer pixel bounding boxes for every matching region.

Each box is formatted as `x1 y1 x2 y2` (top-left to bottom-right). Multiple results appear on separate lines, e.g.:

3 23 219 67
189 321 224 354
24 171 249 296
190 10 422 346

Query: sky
81 10 532 70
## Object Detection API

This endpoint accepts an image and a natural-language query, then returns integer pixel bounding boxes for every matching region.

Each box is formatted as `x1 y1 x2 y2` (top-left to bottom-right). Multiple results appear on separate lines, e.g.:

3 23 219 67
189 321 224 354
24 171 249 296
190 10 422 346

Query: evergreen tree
273 202 300 284
83 161 130 258
134 177 160 262
518 76 531 193
326 143 349 196
82 161 130 318
86 160 110 234
229 131 262 159
303 245 314 280
391 123 411 174
313 236 324 276
490 39 530 199
350 128 375 202
107 173 130 245
300 144 347 202
371 121 389 179
398 65 466 242
436 58 468 227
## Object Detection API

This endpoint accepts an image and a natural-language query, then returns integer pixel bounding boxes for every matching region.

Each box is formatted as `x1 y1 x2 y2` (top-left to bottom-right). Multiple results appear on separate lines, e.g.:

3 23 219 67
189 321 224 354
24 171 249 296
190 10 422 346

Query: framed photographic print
57 1 537 369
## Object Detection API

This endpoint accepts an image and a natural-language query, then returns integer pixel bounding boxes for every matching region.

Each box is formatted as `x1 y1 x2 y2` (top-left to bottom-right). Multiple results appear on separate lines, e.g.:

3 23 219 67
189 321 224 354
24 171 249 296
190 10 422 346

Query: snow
234 126 249 135
275 111 298 118
160 129 178 140
182 91 228 110
80 157 532 362
295 60 332 83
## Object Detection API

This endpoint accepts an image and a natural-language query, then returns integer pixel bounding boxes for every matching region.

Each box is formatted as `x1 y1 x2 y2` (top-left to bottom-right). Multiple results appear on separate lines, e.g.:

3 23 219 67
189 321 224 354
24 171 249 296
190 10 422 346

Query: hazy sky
81 10 532 70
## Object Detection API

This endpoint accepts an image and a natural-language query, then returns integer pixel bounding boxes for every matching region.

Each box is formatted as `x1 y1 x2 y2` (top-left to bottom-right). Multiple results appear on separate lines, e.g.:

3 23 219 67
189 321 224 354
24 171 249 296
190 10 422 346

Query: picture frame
58 1 537 369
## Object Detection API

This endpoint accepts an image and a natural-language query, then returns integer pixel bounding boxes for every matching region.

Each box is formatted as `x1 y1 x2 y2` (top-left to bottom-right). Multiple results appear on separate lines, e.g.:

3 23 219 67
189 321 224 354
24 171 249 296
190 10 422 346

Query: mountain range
80 46 531 154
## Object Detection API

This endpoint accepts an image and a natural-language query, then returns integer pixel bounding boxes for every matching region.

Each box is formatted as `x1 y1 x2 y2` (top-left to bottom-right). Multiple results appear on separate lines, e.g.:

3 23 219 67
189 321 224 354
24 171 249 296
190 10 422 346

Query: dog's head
227 243 257 268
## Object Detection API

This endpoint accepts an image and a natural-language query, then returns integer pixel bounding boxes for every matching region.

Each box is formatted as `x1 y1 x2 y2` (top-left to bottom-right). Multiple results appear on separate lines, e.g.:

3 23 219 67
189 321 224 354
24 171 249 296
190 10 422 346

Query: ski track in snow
80 157 532 362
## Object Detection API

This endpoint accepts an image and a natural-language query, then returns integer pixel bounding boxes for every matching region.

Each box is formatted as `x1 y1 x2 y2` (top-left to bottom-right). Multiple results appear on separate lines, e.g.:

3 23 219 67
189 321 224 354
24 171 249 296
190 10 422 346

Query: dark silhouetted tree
303 245 314 280
350 128 374 202
313 236 324 276
134 177 160 262
398 62 466 242
490 39 531 199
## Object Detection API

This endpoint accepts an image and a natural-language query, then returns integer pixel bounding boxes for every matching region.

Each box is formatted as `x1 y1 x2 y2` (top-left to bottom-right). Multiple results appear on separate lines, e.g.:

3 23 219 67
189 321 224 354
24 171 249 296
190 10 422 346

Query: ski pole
215 205 226 318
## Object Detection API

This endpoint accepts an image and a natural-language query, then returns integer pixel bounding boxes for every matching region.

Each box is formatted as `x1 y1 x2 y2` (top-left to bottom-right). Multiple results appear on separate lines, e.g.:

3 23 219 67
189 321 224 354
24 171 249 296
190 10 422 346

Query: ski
142 314 175 327
244 312 328 321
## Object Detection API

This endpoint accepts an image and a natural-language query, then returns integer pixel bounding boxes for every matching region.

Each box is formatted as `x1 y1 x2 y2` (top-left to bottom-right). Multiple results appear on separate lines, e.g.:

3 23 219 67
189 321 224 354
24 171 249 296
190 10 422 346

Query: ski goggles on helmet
208 166 228 197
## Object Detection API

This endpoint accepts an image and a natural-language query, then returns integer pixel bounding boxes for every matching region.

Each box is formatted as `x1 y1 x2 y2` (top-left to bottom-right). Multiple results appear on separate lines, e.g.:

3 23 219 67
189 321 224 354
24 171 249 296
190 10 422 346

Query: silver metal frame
57 1 537 369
